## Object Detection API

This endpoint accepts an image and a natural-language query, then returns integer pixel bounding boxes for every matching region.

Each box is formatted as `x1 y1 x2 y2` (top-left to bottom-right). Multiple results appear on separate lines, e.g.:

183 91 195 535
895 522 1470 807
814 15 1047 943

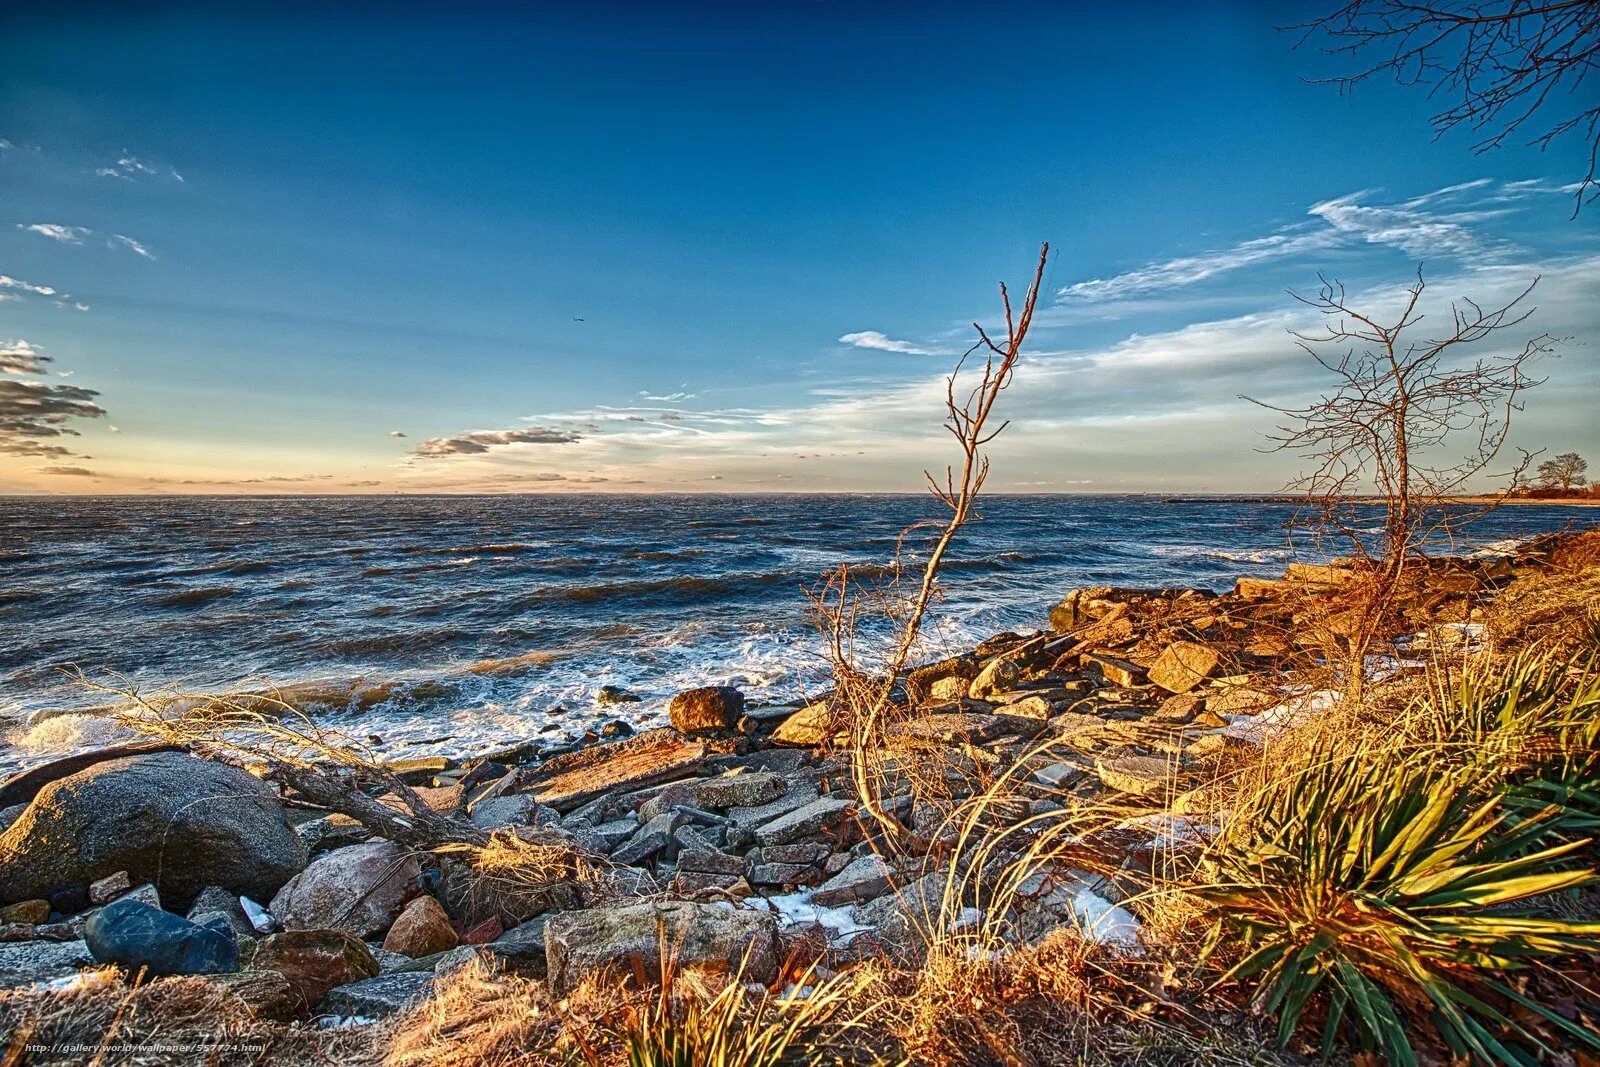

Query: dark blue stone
84 897 239 975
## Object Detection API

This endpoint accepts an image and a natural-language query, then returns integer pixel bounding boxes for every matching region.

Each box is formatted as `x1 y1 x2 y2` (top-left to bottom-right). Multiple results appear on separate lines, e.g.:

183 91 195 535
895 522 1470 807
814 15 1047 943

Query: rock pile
0 547 1529 1025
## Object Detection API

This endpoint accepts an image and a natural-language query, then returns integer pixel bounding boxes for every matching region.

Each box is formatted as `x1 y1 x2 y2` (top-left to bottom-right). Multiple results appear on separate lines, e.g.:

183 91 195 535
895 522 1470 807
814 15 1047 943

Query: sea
2 494 1592 774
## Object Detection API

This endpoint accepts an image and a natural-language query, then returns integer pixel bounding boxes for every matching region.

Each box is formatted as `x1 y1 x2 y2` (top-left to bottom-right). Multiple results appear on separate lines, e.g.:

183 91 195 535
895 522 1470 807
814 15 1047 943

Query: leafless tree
1536 449 1589 488
1246 269 1554 699
811 244 1049 835
1296 1 1600 211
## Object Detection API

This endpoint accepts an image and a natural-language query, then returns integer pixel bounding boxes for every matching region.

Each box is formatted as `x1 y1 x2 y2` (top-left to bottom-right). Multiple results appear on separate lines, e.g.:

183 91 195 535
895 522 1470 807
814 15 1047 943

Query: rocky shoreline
0 538 1563 1040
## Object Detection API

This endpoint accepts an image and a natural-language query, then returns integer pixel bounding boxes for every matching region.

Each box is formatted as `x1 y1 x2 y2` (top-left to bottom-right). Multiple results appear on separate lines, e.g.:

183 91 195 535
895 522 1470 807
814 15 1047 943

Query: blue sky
1 1 1596 493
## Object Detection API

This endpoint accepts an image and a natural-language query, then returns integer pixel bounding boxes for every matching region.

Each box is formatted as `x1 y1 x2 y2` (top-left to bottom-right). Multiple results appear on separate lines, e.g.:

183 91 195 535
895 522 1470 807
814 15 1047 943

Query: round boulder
0 752 306 912
667 686 745 734
269 840 420 938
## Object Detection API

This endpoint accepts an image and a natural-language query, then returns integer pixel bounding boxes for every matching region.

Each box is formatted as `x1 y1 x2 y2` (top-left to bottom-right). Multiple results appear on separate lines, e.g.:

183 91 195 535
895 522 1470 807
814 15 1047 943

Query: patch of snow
947 906 984 935
239 895 275 934
1216 688 1339 746
1069 888 1143 953
751 891 871 944
314 1014 377 1030
1116 812 1219 850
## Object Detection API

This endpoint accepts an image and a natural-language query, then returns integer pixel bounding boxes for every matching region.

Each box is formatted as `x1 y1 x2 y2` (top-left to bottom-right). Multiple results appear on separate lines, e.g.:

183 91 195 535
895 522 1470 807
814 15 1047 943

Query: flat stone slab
521 729 706 811
1094 754 1175 798
1147 642 1221 694
754 796 853 846
888 712 1044 745
812 855 896 907
0 939 92 989
320 971 435 1017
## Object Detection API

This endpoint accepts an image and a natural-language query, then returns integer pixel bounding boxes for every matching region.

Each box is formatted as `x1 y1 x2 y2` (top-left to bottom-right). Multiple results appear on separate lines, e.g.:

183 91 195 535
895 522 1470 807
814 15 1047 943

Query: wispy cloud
639 389 697 402
412 426 582 457
19 223 91 244
0 273 89 311
388 430 407 438
838 331 953 356
97 153 184 183
109 234 156 260
38 465 98 477
18 223 156 260
1058 181 1537 305
0 274 58 298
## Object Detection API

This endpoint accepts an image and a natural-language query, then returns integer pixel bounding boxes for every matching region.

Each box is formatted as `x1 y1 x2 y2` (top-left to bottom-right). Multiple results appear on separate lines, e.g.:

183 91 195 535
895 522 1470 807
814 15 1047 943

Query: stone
679 850 744 876
600 719 634 739
269 841 420 939
889 712 1043 745
469 794 557 829
1082 653 1145 688
544 900 780 994
968 656 1020 700
320 971 435 1017
522 728 707 811
753 842 830 866
771 704 838 747
0 752 306 912
852 872 948 957
1285 561 1355 586
84 897 239 976
668 686 745 734
382 896 458 958
1094 755 1174 799
747 862 819 886
1154 692 1205 722
0 939 91 988
0 900 49 925
753 796 853 846
690 771 785 809
1233 576 1286 599
186 886 256 940
1208 687 1276 716
928 677 968 702
596 684 642 706
812 855 896 907
905 656 979 702
0 805 22 834
1147 642 1221 694
487 915 550 978
89 871 134 906
1032 762 1086 788
995 695 1054 719
251 929 380 1009
1186 732 1257 758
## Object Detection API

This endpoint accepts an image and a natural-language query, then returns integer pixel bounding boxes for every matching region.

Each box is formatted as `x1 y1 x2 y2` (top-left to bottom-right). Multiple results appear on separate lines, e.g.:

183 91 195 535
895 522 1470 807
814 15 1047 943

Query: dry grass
434 828 623 927
0 968 380 1067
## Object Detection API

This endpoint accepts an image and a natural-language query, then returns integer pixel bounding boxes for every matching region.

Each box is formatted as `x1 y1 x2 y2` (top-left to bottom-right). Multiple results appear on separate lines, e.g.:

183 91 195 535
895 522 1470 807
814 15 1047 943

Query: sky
1 1 1596 495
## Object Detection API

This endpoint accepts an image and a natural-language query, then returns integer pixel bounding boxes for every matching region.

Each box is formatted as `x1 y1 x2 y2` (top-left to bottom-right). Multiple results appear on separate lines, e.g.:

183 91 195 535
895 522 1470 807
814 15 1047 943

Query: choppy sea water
1 494 1592 773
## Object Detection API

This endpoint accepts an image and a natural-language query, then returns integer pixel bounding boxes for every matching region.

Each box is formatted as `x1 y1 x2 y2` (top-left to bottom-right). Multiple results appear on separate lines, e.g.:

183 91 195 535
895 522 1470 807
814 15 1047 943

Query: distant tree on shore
1246 268 1555 698
1536 450 1589 490
1298 0 1600 211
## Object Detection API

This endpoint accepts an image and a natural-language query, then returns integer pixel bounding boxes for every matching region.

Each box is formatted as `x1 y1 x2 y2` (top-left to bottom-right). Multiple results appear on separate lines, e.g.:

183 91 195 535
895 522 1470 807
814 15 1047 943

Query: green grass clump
1194 648 1600 1065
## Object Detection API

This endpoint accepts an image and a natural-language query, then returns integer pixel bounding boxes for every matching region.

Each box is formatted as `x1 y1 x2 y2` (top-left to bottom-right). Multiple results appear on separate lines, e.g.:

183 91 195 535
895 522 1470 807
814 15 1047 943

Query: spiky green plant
1414 647 1600 778
622 966 878 1067
1195 740 1600 1066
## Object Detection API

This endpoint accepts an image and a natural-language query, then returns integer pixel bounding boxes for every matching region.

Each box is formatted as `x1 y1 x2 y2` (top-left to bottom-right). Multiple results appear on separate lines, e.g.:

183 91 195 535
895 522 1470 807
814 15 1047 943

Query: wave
153 586 240 608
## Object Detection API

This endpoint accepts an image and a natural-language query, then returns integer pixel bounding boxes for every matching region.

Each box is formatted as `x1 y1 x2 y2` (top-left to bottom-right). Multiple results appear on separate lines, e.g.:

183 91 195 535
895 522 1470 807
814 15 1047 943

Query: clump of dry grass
1484 531 1600 653
435 828 625 926
0 968 380 1067
384 958 559 1067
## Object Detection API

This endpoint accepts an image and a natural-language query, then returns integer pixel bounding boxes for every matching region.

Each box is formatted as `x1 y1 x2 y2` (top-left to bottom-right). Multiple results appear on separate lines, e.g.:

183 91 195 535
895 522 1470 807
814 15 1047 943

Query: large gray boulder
544 900 780 994
269 841 420 939
0 752 306 912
